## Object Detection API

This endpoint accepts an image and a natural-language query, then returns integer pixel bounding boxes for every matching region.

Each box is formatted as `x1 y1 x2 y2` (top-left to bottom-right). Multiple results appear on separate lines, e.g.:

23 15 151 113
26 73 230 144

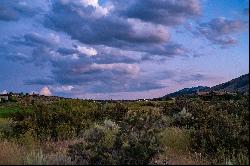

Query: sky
0 0 249 100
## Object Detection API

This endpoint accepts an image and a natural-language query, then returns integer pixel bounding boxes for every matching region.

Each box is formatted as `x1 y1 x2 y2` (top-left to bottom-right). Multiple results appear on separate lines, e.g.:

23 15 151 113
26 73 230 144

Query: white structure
0 95 9 101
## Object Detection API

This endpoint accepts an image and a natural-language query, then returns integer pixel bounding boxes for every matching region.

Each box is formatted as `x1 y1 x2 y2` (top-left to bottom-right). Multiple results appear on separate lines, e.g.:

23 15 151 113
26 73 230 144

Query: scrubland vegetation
0 94 249 165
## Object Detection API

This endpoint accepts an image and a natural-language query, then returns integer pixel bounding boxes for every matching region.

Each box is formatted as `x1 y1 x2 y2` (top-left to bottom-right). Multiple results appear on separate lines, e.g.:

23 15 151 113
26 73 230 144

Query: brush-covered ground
0 94 249 165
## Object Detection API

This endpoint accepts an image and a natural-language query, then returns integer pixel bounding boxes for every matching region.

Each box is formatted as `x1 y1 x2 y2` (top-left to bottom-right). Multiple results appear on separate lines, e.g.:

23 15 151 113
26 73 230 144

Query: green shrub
68 120 120 165
158 127 191 153
187 97 249 164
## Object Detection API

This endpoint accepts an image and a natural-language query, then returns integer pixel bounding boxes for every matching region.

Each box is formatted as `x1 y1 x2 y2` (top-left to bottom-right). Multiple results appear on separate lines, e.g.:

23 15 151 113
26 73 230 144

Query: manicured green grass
0 105 19 118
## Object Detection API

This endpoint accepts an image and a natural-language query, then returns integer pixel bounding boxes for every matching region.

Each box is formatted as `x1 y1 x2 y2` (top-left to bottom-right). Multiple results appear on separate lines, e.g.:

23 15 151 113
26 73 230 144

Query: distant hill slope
162 86 210 98
209 73 249 93
161 73 249 98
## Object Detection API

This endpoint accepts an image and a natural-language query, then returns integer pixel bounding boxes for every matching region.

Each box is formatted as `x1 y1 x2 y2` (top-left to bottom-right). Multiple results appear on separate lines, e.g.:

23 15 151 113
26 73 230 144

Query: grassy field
0 104 20 118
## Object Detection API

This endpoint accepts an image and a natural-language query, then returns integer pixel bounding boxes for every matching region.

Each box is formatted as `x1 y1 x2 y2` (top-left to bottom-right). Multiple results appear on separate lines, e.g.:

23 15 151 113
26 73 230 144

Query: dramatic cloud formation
0 0 248 99
186 17 248 46
44 1 170 47
43 0 198 57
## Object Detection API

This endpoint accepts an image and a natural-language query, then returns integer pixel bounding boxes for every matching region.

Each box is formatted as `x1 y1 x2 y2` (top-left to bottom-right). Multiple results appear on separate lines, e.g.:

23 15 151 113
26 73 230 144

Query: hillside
209 73 249 93
161 86 210 98
161 73 249 98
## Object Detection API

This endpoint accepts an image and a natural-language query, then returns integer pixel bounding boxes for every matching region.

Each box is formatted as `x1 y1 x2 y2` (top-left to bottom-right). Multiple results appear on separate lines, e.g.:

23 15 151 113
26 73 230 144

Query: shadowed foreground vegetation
0 94 249 165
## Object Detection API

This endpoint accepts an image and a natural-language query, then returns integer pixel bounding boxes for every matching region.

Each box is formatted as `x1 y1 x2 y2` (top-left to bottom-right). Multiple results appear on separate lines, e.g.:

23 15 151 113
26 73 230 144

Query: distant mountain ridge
209 73 249 93
161 73 249 98
163 86 210 98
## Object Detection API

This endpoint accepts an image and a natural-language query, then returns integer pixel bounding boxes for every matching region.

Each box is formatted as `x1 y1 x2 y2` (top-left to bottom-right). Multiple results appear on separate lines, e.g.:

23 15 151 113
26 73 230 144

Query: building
211 91 226 96
0 94 9 102
197 91 209 96
226 92 237 96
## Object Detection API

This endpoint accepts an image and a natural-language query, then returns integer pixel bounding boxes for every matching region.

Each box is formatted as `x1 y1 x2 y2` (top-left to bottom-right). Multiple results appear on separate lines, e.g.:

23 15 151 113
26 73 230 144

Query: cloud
116 0 201 25
24 78 55 85
143 43 188 57
3 30 186 93
44 1 171 48
7 31 157 65
76 46 97 56
50 61 140 85
42 0 195 59
11 32 59 47
0 0 42 22
56 47 77 55
45 12 169 46
186 17 248 46
175 73 210 83
92 46 142 64
91 63 139 75
50 85 74 92
79 0 110 17
24 54 167 93
5 32 80 65
85 79 166 93
1 90 8 94
200 17 245 35
39 86 52 96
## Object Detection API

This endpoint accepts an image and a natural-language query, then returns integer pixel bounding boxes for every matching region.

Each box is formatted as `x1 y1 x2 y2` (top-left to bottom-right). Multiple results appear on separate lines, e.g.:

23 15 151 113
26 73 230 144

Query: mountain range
161 73 249 98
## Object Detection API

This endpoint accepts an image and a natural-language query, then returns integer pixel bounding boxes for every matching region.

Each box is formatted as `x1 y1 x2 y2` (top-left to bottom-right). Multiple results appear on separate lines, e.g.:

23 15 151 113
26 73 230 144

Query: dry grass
39 138 85 165
0 126 86 165
46 152 74 165
151 149 209 165
0 140 26 165
0 119 25 164
24 148 74 165
41 137 85 154
0 139 78 165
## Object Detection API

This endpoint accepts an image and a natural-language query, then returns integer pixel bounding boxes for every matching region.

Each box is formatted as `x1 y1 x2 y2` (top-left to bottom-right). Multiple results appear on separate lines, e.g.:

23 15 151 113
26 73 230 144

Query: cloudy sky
0 0 249 99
